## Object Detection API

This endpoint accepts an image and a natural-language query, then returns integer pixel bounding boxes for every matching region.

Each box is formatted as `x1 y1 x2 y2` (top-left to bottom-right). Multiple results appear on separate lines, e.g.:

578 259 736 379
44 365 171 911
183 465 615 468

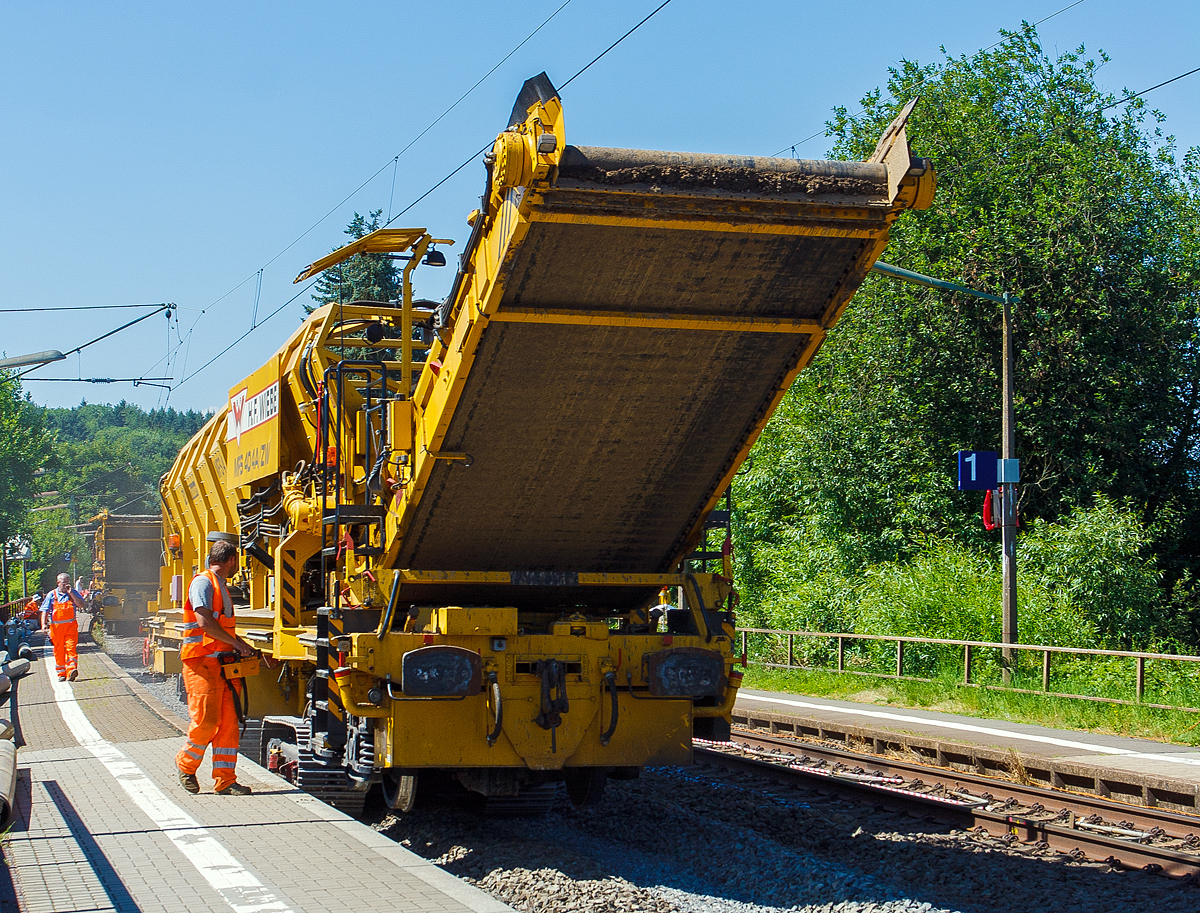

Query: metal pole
870 264 1021 684
1001 292 1018 684
21 561 27 599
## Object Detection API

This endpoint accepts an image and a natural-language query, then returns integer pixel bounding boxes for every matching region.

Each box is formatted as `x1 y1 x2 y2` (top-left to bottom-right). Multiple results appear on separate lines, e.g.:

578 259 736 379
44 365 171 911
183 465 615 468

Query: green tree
0 374 53 600
308 210 400 311
734 27 1200 643
19 401 210 592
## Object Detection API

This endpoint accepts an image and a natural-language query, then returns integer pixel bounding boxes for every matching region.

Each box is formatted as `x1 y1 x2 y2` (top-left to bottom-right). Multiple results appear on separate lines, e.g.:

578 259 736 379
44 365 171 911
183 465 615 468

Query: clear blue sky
2 0 1196 414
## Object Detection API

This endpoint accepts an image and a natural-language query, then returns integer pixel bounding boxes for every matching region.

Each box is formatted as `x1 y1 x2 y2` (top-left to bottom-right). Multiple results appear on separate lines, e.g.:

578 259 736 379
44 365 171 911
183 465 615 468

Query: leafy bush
738 500 1162 674
1018 496 1161 649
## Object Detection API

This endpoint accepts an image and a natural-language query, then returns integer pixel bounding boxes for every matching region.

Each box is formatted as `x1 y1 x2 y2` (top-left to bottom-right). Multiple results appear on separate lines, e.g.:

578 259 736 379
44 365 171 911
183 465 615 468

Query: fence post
1042 650 1050 692
741 630 747 660
1136 657 1145 704
963 644 972 684
788 634 794 667
837 636 845 673
896 640 904 677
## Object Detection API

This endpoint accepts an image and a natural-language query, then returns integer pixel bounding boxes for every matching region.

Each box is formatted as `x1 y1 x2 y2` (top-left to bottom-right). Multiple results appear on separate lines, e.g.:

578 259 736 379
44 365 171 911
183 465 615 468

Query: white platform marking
741 693 1200 768
44 652 296 913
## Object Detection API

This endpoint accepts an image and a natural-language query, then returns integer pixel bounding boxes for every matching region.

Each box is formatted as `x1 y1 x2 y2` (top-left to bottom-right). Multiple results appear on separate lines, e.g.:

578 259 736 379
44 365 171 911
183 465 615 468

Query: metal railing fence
738 627 1200 713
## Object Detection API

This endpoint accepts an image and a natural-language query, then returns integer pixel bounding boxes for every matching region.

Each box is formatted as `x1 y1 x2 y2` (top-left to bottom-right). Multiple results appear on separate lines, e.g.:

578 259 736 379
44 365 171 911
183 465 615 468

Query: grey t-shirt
189 573 232 618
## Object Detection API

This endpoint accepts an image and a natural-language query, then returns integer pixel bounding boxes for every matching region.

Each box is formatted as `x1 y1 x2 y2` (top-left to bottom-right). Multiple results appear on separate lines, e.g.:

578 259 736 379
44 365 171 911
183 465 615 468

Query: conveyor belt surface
397 142 912 581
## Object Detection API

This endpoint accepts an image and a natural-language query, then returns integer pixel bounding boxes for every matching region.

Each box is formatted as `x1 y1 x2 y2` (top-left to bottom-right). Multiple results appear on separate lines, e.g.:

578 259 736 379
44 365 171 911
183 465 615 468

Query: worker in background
22 592 43 631
175 538 256 796
41 574 84 681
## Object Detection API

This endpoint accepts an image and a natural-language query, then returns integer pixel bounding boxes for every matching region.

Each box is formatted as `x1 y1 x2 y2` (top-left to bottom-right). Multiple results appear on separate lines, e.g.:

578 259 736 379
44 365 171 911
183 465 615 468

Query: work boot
178 767 200 794
215 782 252 796
58 676 67 682
68 670 78 682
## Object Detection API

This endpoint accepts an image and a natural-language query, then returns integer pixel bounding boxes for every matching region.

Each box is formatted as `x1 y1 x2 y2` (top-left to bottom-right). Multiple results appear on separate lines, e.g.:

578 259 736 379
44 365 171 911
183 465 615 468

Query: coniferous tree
308 210 400 312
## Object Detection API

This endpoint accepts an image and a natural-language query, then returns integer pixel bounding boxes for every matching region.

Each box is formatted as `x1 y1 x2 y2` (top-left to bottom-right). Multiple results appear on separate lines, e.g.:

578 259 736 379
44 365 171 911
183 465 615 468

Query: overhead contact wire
171 0 674 392
0 302 170 313
170 1 578 390
769 0 1091 157
173 280 319 392
559 0 673 91
16 304 175 379
1099 64 1200 110
387 0 677 229
937 61 1200 183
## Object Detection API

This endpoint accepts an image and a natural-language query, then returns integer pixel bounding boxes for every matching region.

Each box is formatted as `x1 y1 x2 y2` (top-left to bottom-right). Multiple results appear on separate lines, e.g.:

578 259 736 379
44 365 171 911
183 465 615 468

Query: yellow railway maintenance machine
148 75 935 814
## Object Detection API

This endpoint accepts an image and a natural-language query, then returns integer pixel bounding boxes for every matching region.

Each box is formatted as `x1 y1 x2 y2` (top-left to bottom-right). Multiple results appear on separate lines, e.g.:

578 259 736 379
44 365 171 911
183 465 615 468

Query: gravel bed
371 760 1200 913
97 632 1200 912
98 628 189 722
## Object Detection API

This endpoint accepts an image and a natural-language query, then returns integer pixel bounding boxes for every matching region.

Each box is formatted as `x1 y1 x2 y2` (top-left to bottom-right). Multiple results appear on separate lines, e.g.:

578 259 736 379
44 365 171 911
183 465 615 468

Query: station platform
735 688 1200 814
0 638 512 913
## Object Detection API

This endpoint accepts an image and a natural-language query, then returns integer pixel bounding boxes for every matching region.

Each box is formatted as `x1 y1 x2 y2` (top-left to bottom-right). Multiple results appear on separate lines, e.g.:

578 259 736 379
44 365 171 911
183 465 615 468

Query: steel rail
727 727 1200 829
695 731 1200 878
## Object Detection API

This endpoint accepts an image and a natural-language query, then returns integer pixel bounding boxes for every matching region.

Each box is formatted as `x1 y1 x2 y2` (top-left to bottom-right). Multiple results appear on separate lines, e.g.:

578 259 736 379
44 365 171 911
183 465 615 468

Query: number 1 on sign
957 450 998 491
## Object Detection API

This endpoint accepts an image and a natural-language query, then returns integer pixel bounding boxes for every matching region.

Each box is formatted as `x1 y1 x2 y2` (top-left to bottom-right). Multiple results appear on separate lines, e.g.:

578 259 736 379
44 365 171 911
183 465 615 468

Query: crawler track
697 730 1200 878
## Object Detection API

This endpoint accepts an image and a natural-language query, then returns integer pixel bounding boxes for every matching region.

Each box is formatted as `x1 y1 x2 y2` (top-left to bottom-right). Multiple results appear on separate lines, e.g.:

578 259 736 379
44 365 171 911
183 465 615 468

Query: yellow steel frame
489 308 823 334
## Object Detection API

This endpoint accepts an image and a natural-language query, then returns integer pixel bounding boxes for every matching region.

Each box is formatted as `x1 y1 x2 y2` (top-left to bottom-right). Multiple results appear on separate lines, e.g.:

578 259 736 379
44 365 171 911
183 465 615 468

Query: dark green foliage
734 27 1200 649
40 400 208 516
0 374 53 552
309 210 401 311
8 400 208 596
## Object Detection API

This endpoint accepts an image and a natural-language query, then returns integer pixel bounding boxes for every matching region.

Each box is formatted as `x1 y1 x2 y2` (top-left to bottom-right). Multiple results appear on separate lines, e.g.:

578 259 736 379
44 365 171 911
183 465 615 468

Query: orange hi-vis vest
179 569 236 661
48 590 77 627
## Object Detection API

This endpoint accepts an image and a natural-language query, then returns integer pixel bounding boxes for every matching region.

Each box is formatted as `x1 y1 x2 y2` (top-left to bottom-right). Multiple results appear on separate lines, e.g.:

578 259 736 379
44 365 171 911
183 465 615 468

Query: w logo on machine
226 381 280 445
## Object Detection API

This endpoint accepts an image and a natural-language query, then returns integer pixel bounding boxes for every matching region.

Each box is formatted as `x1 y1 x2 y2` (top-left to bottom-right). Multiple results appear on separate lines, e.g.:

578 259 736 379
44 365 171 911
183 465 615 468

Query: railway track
696 729 1200 878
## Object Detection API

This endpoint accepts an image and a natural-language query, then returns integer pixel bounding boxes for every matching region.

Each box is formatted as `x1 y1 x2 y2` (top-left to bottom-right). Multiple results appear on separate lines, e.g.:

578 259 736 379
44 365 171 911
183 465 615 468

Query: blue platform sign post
957 450 997 491
875 262 1020 683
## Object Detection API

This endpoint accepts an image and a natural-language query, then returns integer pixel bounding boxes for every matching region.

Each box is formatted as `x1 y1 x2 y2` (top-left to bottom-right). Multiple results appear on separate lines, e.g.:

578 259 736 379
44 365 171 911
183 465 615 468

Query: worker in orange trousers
41 574 84 681
175 537 257 796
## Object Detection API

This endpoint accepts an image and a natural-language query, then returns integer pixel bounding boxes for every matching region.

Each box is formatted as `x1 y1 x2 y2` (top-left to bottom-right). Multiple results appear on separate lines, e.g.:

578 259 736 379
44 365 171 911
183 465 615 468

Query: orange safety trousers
176 656 242 791
50 622 79 679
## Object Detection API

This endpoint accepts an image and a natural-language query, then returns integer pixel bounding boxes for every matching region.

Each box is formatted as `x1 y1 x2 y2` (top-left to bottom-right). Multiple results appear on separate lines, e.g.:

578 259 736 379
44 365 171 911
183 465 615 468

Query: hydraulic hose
486 672 503 746
600 671 618 746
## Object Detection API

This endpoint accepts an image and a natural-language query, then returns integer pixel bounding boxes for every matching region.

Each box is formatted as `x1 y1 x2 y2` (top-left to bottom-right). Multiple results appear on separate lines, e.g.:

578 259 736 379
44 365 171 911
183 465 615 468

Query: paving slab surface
1 636 512 913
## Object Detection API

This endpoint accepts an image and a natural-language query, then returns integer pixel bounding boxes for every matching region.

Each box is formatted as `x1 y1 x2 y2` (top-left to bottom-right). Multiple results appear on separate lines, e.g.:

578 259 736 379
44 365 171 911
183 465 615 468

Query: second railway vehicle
90 511 162 634
146 75 935 813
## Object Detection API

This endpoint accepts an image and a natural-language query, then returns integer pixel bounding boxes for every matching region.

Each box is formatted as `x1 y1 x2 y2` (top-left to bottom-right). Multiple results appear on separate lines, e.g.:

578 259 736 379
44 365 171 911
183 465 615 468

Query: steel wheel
565 768 606 808
382 770 418 813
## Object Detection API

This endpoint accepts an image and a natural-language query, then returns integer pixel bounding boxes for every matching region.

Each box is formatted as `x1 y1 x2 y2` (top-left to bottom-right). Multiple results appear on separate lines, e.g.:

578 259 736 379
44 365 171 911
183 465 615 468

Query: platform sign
225 356 281 489
957 450 997 491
